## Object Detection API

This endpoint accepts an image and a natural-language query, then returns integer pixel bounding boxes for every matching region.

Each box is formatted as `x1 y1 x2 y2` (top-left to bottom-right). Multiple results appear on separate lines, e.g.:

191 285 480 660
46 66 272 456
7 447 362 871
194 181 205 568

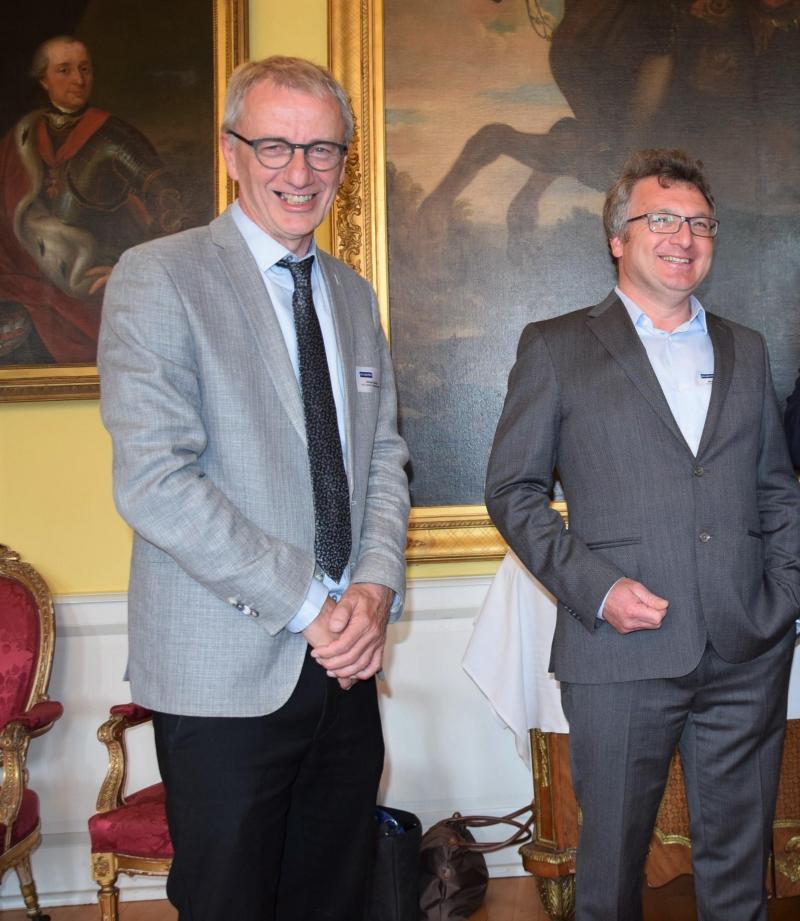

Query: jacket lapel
696 312 733 457
209 210 306 444
586 292 690 452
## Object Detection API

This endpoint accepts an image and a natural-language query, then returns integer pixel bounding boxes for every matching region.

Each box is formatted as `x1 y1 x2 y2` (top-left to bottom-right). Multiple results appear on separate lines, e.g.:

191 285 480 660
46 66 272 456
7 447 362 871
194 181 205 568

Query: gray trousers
561 628 796 921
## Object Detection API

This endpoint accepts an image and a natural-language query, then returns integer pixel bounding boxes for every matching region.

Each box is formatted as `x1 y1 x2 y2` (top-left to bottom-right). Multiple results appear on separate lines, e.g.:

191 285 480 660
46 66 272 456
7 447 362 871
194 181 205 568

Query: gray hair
221 56 354 145
31 35 87 81
603 149 715 242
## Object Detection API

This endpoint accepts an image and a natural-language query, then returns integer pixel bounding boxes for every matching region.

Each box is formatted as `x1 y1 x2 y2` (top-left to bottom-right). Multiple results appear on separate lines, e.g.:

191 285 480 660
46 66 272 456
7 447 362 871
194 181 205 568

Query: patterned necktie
276 256 351 581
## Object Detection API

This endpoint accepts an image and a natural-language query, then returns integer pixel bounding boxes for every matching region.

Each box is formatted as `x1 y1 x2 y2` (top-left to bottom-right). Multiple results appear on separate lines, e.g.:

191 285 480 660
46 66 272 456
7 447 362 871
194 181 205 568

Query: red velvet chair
0 544 63 920
88 705 172 921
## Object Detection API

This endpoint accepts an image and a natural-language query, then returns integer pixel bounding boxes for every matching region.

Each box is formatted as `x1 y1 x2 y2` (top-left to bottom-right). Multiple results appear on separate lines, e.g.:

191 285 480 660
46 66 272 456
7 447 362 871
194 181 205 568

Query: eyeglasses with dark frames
227 131 347 172
626 211 719 238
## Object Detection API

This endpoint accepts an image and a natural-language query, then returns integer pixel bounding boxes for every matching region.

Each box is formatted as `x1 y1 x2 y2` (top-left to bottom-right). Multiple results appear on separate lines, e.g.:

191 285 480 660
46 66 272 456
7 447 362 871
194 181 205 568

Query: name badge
356 367 380 392
699 371 714 385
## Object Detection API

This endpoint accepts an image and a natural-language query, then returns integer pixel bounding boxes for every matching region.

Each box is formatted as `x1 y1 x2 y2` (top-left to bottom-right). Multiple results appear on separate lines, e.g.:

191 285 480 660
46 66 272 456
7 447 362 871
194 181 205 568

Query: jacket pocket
585 537 641 550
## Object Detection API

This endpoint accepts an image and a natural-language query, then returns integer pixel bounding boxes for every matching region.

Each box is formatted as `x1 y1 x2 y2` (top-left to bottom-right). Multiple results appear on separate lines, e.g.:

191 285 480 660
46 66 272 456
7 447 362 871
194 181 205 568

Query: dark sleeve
784 368 800 468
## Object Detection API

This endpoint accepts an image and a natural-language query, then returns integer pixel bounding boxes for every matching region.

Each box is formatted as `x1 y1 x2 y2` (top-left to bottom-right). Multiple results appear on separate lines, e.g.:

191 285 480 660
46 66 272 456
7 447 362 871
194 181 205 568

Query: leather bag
418 804 534 921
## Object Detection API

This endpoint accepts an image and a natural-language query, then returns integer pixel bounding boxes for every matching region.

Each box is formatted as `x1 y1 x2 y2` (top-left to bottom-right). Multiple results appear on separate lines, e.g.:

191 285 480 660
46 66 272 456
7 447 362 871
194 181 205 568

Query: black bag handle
427 803 535 854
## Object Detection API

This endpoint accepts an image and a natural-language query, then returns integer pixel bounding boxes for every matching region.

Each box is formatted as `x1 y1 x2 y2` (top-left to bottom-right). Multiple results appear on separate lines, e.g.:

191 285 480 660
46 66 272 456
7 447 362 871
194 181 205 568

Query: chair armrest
1 700 64 736
109 703 153 726
0 701 61 852
95 704 154 813
0 720 32 850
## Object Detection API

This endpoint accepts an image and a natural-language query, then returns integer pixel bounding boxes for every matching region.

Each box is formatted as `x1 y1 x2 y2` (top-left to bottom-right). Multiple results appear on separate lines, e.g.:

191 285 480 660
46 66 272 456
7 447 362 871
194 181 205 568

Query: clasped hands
303 582 392 689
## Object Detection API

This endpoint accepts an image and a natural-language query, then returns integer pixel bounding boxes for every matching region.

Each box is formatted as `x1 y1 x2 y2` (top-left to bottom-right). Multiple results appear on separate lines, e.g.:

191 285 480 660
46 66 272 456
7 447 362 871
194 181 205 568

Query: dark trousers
561 629 795 921
152 647 385 921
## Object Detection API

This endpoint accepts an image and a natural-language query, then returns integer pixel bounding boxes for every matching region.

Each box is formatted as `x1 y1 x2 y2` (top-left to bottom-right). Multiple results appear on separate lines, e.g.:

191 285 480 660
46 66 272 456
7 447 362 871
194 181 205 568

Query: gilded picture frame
329 0 800 564
0 0 248 403
329 0 506 563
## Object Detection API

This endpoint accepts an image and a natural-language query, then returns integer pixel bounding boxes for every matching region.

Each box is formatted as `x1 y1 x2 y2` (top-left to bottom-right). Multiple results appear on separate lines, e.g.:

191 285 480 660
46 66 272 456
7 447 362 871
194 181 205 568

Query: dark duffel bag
366 806 422 921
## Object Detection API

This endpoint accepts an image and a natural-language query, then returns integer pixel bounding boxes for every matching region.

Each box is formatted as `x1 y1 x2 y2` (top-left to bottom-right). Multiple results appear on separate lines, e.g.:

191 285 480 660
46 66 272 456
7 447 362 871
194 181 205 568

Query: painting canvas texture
0 0 214 368
383 0 800 506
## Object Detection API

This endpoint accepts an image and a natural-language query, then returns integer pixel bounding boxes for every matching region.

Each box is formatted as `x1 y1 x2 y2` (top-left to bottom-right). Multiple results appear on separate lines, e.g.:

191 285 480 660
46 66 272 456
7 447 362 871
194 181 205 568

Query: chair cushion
0 577 39 727
0 788 39 853
88 782 173 858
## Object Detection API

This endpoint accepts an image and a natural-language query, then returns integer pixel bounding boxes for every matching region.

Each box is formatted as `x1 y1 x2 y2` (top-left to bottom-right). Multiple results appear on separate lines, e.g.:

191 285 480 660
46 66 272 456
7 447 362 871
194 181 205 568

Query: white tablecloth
462 551 569 768
463 552 800 768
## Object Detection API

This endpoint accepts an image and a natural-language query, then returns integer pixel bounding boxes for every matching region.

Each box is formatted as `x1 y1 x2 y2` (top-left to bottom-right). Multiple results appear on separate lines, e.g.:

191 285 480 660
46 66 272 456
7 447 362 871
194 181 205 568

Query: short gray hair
31 35 87 81
221 56 354 145
603 149 715 242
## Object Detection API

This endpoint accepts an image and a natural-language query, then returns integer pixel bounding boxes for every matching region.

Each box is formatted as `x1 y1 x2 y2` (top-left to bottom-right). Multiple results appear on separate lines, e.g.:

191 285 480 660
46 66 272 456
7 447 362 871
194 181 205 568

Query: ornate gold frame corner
0 0 248 404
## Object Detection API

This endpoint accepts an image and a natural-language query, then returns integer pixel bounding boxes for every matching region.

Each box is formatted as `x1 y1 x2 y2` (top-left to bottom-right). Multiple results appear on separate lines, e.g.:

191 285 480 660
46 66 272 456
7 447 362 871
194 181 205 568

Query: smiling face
40 40 93 112
610 176 715 329
220 81 347 256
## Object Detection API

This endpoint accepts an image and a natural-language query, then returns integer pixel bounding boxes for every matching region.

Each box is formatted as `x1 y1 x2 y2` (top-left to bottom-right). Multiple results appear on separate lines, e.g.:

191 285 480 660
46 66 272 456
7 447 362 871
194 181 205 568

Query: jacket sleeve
98 245 316 634
754 337 800 635
783 367 800 469
485 322 624 630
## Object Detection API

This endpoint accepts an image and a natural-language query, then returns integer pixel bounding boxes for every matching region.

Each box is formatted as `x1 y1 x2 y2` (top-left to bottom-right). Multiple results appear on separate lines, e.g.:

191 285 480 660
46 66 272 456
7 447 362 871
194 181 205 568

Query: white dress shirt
616 287 714 456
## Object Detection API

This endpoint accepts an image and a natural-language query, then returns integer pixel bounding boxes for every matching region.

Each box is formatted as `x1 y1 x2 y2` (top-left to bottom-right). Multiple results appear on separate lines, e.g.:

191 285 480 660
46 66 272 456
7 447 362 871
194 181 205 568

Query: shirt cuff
597 578 623 620
388 591 402 620
286 576 330 633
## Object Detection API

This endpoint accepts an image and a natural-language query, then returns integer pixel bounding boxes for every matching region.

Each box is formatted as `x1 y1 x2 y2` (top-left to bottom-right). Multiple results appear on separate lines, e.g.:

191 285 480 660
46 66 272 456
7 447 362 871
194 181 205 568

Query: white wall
1 575 533 911
7 579 800 912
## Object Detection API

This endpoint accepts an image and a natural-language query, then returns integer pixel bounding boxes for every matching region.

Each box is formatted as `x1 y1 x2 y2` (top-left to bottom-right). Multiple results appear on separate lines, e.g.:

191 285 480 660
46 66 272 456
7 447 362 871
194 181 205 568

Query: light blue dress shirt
231 202 348 631
616 288 714 456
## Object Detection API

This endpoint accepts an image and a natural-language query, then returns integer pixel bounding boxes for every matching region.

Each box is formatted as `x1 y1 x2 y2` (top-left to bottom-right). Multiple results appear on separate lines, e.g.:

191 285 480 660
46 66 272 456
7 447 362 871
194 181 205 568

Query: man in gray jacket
99 57 409 921
486 149 800 920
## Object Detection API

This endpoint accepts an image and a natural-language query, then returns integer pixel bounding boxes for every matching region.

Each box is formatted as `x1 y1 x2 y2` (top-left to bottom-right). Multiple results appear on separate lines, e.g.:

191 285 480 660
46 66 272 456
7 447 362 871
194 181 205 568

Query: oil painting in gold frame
329 0 800 563
0 0 248 402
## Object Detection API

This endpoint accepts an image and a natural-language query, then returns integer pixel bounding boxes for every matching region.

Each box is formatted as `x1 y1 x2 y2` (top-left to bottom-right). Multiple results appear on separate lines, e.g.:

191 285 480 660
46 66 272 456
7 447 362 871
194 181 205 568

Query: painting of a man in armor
0 36 186 365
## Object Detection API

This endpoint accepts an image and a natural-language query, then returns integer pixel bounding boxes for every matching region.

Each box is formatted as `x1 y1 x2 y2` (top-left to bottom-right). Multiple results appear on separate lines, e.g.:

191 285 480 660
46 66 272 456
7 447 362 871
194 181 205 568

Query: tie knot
276 255 314 288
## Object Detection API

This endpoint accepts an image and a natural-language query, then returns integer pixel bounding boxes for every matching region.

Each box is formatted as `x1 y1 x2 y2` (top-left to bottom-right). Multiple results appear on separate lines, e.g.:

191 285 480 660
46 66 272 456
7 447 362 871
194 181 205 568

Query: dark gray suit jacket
99 208 409 716
486 292 800 684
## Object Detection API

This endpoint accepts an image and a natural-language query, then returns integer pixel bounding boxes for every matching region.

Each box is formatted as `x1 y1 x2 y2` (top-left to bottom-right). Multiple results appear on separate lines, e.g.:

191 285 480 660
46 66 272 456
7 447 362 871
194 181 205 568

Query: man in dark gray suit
486 149 800 920
99 57 409 921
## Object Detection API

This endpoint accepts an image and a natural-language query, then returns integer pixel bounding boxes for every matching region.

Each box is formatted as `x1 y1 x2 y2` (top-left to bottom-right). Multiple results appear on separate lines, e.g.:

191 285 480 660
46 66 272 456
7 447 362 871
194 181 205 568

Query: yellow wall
0 0 328 593
0 0 497 592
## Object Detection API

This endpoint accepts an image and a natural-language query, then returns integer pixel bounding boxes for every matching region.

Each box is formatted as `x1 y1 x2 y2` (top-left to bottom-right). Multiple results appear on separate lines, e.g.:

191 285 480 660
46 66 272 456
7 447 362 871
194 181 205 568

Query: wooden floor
1 877 799 921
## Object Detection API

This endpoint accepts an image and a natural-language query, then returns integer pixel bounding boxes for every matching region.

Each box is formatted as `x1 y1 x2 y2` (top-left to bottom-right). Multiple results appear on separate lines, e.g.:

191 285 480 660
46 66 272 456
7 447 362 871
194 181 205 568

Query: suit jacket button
693 466 705 476
699 531 712 542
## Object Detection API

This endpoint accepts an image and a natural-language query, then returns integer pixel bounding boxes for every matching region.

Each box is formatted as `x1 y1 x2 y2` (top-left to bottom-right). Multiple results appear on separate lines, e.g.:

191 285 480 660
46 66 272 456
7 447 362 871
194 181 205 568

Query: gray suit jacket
486 292 800 684
99 207 409 716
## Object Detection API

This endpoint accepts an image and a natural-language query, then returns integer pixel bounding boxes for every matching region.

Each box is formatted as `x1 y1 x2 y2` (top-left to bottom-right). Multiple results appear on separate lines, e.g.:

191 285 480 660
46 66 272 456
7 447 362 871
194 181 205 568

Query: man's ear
609 236 624 259
335 153 347 190
220 133 239 183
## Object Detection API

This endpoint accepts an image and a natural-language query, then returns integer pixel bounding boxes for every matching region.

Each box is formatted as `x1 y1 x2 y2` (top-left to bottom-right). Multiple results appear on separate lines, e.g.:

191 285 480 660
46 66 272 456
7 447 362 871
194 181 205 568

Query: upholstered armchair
0 544 63 921
88 704 172 921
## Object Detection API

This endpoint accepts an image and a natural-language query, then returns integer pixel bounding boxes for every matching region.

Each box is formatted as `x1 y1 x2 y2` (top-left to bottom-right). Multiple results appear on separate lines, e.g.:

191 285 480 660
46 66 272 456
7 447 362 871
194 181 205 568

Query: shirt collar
615 286 707 335
230 200 317 273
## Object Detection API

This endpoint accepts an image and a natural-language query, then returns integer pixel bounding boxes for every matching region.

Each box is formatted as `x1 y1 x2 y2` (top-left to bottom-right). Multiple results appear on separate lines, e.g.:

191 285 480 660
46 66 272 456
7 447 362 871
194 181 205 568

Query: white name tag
699 371 714 385
356 367 380 392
